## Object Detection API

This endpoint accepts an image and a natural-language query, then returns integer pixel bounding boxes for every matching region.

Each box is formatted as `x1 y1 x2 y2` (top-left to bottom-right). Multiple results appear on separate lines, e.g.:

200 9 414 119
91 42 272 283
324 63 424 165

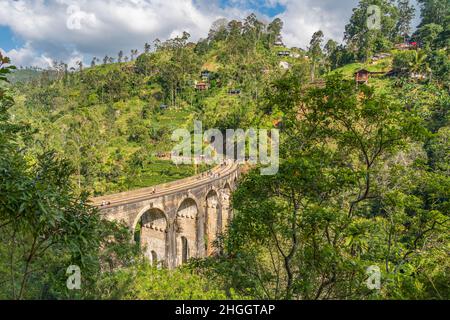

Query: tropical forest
0 0 448 300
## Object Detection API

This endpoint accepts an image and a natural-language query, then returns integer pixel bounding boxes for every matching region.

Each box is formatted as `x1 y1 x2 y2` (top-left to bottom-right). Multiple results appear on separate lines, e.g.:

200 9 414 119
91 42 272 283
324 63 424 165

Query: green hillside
8 26 311 195
6 68 43 84
1 0 449 300
9 35 445 197
9 62 211 195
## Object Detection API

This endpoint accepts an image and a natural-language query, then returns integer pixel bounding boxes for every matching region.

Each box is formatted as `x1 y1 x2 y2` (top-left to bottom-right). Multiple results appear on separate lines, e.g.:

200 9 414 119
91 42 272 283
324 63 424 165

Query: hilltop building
354 69 371 84
354 69 385 84
395 41 418 50
228 89 241 95
195 82 209 91
201 70 211 80
277 50 290 57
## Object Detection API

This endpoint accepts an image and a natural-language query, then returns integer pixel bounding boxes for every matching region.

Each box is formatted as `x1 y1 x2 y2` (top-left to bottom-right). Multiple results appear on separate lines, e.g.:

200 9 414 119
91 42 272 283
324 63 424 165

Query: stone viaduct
91 161 240 269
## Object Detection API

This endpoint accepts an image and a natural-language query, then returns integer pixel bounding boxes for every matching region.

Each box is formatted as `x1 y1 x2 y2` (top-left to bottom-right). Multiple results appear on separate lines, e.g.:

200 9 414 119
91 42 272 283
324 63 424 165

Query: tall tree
0 55 138 299
416 23 444 50
130 49 138 61
76 60 83 72
396 0 415 40
243 13 265 53
267 17 284 47
345 0 399 61
208 18 229 42
308 30 324 81
417 0 449 27
324 39 338 71
207 73 447 300
144 42 151 53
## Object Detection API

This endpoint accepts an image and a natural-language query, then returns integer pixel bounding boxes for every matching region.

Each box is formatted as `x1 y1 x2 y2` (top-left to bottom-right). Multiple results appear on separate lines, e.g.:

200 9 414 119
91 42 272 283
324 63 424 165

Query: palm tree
144 42 151 53
130 49 138 60
76 60 83 72
408 50 430 79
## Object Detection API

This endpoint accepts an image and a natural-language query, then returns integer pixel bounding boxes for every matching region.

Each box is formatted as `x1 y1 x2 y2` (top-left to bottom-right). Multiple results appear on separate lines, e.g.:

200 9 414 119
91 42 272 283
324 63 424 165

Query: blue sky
0 0 420 68
217 0 286 16
0 26 23 51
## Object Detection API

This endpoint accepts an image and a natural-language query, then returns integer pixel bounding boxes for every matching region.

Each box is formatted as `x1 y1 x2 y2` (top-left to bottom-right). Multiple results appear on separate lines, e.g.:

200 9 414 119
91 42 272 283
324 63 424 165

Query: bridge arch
205 189 222 256
175 193 202 215
132 204 168 233
175 197 200 266
134 207 168 267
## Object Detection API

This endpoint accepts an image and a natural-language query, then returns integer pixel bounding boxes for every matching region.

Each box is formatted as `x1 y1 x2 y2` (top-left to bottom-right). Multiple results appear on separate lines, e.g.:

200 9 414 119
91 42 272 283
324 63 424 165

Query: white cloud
274 0 359 48
276 0 420 48
2 43 52 68
0 0 420 67
2 42 84 69
0 0 237 67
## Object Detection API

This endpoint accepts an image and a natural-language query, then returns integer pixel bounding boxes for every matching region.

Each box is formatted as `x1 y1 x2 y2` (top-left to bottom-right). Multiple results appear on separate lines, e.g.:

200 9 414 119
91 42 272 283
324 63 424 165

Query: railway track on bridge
90 161 239 209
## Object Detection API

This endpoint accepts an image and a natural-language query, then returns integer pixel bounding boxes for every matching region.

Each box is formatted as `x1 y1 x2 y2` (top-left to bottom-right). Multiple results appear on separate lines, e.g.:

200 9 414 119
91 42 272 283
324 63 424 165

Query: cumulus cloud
276 0 420 48
1 43 52 68
0 0 420 67
274 0 359 48
0 0 238 67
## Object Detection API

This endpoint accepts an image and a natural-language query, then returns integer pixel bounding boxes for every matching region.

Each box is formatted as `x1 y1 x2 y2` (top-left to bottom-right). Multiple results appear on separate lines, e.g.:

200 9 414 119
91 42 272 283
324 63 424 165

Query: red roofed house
195 82 209 91
354 69 371 84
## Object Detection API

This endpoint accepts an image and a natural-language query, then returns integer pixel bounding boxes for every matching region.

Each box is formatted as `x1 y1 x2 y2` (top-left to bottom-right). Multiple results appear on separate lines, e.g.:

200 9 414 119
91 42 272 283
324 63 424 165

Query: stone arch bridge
91 162 240 269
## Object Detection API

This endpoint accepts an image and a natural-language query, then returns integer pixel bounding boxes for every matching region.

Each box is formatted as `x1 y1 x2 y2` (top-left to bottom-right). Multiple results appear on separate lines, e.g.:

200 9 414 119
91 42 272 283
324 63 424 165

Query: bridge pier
94 164 240 269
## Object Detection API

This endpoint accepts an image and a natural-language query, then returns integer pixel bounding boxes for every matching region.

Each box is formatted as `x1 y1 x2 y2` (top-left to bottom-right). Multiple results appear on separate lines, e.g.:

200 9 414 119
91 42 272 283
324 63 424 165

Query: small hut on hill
354 69 371 84
195 82 209 90
354 69 386 84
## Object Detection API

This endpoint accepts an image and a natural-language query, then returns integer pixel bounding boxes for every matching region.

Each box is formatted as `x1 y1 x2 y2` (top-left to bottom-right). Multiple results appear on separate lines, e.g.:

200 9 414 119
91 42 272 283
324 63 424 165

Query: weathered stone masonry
92 163 239 269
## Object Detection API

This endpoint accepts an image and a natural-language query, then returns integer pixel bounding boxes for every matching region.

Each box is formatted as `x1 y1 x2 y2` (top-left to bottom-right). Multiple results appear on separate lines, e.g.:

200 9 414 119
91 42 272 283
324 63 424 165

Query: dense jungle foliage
0 0 448 299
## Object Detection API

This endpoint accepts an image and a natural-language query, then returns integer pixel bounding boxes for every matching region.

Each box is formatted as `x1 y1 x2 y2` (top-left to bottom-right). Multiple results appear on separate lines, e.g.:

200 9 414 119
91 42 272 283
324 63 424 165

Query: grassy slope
10 61 211 196
330 54 395 93
11 45 395 196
